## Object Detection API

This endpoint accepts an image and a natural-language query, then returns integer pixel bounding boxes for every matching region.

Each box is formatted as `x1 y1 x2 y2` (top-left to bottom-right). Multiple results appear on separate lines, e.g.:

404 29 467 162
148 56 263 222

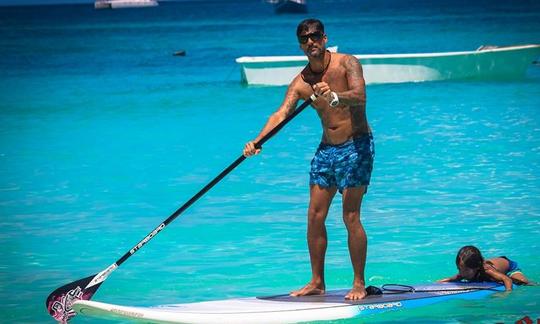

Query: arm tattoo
345 55 363 86
254 87 299 143
336 55 365 106
279 85 300 116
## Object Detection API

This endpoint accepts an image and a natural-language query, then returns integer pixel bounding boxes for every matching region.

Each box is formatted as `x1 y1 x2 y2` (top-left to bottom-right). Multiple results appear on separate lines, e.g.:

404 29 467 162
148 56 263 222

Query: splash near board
73 282 504 323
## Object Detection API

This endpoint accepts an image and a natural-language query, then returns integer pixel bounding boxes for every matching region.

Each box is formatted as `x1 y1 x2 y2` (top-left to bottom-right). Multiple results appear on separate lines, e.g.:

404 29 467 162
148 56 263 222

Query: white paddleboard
73 282 504 323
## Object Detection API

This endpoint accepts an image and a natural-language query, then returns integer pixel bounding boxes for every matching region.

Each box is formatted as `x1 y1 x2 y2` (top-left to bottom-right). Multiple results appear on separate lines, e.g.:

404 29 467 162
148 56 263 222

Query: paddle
45 94 317 323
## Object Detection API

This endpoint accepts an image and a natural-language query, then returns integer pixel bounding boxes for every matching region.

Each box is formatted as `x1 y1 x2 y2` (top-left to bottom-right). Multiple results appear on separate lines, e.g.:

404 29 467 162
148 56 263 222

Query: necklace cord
301 50 331 87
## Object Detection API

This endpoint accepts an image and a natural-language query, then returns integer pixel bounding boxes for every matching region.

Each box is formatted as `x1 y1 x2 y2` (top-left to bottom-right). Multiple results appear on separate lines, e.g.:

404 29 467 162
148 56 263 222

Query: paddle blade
46 274 101 323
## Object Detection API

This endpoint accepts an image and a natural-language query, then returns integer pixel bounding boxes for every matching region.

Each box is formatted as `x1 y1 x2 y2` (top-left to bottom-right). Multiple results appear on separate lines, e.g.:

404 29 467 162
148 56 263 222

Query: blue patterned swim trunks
501 256 523 277
309 133 375 193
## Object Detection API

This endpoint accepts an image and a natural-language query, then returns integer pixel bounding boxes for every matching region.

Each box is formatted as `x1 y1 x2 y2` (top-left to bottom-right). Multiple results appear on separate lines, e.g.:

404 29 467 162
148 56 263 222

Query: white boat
95 0 158 9
235 44 540 86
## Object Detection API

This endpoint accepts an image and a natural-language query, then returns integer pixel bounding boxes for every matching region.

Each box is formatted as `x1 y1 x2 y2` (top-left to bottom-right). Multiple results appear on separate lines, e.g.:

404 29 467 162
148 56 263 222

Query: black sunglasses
298 31 324 44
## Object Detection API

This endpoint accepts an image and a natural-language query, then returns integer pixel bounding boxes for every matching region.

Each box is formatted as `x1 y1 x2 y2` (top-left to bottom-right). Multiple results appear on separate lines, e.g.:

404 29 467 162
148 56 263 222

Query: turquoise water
1 0 540 323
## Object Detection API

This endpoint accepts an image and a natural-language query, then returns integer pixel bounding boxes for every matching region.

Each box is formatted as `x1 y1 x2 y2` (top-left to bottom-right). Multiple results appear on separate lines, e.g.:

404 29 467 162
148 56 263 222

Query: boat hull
236 45 540 86
95 0 158 9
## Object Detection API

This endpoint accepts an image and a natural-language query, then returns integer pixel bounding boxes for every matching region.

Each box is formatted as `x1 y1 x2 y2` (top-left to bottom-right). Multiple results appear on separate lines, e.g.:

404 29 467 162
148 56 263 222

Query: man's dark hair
296 18 324 37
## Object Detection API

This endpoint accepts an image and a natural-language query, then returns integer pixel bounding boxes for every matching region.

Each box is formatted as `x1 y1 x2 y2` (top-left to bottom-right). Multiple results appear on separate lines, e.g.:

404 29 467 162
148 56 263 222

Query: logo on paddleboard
433 289 469 296
358 301 402 311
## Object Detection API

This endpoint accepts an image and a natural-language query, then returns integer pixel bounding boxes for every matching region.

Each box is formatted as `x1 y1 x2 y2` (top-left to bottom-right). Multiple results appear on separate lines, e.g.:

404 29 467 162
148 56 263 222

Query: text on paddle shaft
130 223 166 254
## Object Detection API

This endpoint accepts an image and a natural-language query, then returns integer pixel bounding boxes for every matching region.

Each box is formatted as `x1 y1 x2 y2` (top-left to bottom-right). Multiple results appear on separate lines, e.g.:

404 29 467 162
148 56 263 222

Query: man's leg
290 185 337 297
341 186 367 300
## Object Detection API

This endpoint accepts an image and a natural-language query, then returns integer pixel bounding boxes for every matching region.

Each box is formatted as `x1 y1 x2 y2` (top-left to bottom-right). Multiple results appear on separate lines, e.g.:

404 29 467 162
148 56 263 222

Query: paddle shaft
46 95 316 322
115 95 316 266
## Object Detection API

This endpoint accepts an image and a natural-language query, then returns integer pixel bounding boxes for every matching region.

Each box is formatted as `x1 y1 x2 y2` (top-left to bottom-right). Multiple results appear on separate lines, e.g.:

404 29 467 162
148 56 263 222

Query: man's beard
306 45 325 58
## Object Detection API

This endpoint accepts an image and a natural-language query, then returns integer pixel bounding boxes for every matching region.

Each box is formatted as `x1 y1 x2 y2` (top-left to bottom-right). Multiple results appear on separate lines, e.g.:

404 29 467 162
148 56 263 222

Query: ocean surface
1 0 540 323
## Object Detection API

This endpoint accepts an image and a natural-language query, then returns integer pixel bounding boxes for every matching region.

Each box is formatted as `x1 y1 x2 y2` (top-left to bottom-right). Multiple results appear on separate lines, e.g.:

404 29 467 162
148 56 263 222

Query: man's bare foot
290 283 325 297
344 285 367 300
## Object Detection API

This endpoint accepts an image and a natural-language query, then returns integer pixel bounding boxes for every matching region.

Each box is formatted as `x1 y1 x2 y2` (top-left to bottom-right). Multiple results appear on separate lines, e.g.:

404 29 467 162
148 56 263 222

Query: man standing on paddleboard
243 18 374 300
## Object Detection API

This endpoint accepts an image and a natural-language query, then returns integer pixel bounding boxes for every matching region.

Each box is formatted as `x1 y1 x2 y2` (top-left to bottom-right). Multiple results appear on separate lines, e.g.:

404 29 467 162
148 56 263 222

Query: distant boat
95 0 158 9
267 0 307 14
235 44 540 86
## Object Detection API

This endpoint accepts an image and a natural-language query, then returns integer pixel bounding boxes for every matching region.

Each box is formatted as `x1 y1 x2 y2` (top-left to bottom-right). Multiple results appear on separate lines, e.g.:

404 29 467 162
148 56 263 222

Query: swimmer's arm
335 55 366 107
485 268 513 291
